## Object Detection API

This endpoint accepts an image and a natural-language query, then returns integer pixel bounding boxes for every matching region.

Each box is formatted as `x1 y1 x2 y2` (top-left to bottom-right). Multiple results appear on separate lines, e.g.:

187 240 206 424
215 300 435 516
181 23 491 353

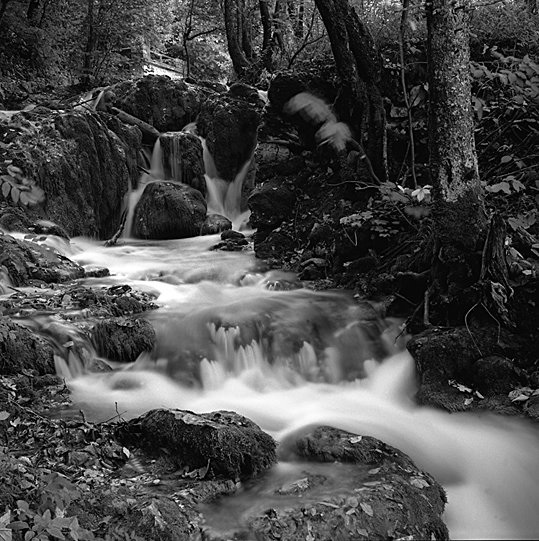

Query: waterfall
202 138 252 230
123 139 164 238
122 131 251 237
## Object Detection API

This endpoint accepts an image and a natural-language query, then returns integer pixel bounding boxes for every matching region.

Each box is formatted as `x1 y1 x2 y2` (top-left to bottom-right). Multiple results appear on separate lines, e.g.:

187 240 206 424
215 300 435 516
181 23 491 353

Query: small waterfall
123 139 164 238
202 138 252 230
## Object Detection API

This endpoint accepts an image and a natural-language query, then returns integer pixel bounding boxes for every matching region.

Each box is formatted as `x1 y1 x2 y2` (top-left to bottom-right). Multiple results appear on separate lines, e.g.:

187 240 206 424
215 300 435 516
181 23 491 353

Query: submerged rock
132 181 207 239
201 214 232 235
117 409 277 481
92 317 156 364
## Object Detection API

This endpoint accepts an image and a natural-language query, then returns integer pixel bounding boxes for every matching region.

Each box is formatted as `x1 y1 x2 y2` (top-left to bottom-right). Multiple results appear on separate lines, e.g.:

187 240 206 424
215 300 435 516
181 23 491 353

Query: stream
27 230 537 540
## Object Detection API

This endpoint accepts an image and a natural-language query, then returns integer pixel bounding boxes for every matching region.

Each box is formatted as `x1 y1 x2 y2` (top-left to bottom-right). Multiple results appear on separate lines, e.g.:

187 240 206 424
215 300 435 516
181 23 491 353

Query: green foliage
339 181 431 242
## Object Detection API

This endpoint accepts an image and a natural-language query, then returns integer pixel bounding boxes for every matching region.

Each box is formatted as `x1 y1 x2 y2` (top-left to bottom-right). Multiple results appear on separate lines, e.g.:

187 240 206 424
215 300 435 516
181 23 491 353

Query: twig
104 209 128 247
480 301 501 345
464 302 483 356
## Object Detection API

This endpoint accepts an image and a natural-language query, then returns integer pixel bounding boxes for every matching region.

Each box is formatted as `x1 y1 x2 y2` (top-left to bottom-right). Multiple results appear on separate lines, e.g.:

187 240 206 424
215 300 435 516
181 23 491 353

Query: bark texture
224 0 251 78
427 0 486 251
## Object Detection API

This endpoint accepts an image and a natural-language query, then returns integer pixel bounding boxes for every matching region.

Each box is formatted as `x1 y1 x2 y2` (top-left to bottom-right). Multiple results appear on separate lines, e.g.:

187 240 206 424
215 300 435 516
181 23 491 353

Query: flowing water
3 137 539 539
23 233 536 540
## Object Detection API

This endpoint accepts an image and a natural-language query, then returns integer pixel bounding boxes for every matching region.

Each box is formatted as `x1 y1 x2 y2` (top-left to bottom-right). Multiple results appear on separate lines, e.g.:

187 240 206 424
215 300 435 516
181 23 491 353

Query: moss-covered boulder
132 181 207 239
241 427 449 541
0 233 84 286
117 409 277 481
0 109 140 238
111 75 207 132
0 316 55 375
91 317 156 364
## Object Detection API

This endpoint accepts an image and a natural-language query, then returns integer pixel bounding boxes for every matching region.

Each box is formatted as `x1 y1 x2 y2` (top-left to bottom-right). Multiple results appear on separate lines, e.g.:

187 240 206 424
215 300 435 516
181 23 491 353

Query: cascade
122 132 251 236
202 138 252 230
38 236 539 541
123 138 164 237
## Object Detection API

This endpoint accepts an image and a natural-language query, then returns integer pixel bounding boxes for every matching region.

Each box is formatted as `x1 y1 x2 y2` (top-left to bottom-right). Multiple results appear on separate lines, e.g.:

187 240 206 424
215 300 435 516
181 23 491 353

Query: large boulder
197 94 261 182
0 109 140 238
0 316 55 375
408 326 531 412
132 181 207 239
248 178 296 232
159 132 206 196
111 75 207 132
205 426 449 541
117 409 277 481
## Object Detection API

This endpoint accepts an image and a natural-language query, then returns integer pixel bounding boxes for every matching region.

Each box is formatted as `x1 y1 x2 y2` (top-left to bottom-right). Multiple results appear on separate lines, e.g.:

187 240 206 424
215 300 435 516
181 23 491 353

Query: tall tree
427 0 489 305
313 0 387 181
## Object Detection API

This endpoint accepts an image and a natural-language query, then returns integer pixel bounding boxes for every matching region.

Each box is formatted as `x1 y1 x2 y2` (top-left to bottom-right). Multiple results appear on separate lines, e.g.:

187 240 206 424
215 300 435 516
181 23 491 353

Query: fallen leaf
410 477 430 489
360 502 373 517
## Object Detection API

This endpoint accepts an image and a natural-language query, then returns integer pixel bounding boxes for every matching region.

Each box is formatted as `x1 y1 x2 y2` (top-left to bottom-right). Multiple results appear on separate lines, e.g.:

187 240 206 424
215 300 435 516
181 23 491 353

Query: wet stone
92 317 156 363
116 409 277 482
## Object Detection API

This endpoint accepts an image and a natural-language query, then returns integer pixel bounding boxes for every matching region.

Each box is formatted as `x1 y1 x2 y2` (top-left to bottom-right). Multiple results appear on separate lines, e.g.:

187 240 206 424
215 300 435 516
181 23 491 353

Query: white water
39 235 539 540
122 133 252 236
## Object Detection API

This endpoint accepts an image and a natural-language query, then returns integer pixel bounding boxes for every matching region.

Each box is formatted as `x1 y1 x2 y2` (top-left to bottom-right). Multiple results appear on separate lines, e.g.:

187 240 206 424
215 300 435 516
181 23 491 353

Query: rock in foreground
117 409 277 481
205 426 449 541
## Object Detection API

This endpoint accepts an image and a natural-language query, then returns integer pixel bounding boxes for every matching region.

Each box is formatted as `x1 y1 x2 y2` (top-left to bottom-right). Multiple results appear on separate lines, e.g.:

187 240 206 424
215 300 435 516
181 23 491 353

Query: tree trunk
427 0 486 255
224 0 251 78
314 0 387 181
259 0 272 52
427 0 489 316
83 0 96 87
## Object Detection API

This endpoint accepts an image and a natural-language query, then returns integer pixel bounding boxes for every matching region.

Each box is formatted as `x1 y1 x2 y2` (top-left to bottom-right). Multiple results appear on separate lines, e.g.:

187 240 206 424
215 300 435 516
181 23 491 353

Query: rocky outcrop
0 109 141 239
132 181 207 240
248 178 296 233
92 317 156 364
159 132 206 196
117 409 277 481
0 233 84 286
408 325 531 415
111 75 208 133
197 94 261 182
0 316 55 375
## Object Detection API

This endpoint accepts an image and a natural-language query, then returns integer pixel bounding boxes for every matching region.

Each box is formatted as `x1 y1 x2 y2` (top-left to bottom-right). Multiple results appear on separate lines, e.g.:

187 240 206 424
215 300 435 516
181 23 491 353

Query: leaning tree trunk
314 0 387 181
428 0 487 275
